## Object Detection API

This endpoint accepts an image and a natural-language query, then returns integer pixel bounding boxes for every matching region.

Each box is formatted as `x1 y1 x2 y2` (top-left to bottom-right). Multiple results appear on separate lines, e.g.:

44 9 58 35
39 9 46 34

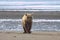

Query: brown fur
22 13 32 33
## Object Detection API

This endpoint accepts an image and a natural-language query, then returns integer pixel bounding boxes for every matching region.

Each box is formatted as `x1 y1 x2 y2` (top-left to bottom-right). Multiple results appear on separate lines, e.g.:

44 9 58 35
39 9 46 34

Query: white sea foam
33 19 60 22
0 19 60 22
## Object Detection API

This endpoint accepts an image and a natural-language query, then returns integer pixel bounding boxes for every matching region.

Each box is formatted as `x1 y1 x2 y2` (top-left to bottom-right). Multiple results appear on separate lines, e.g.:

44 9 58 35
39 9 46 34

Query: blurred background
0 0 60 32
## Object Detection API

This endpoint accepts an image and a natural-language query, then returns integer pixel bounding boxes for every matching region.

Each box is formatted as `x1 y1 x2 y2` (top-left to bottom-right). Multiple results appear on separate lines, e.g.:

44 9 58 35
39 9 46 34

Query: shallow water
0 19 60 32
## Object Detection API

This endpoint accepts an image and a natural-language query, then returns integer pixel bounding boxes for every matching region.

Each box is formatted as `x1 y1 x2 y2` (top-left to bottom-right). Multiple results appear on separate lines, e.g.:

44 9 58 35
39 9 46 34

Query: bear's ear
25 13 27 16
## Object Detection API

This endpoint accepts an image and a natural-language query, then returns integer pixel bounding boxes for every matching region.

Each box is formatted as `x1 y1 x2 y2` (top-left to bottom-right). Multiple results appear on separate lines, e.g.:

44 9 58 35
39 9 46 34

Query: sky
0 0 59 11
0 0 59 1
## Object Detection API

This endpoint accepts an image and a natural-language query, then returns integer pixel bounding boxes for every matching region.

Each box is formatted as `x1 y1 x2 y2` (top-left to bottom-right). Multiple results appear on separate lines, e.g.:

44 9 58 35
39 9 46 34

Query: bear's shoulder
22 15 27 21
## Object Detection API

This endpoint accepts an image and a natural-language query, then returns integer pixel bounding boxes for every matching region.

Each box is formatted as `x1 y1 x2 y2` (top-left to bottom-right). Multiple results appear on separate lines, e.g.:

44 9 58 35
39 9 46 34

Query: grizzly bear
22 13 32 33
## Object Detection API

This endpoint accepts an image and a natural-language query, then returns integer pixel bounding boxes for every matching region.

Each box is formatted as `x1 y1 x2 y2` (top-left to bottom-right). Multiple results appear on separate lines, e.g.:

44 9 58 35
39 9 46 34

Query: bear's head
24 13 32 21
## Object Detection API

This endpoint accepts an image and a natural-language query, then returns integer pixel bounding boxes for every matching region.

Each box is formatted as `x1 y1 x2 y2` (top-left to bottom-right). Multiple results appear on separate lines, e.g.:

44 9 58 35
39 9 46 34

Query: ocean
0 19 60 32
0 0 59 11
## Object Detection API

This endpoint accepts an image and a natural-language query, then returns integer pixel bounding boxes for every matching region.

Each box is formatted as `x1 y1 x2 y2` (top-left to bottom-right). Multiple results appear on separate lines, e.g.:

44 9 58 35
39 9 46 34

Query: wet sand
0 31 60 40
0 11 60 19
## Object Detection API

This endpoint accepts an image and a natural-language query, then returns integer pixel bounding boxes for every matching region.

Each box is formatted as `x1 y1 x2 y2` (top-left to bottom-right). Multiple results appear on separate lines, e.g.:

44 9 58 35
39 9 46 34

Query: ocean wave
0 19 60 22
0 19 60 32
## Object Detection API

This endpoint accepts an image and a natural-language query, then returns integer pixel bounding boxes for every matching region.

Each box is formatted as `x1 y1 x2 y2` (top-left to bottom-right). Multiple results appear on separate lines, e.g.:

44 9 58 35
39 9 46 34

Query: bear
22 13 32 33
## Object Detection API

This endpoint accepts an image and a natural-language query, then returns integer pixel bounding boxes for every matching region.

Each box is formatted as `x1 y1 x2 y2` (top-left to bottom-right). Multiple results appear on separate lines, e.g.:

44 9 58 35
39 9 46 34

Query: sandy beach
0 31 60 40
